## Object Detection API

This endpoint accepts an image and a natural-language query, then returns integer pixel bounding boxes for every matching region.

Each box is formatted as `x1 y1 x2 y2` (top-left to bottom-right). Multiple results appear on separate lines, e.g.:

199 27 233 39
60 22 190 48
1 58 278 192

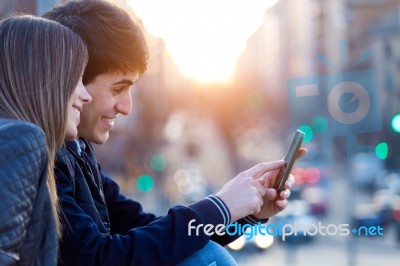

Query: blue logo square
287 68 381 161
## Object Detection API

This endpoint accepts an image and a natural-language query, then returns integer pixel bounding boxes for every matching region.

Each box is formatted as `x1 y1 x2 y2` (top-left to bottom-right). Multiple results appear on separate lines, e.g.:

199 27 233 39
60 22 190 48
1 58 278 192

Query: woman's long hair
0 15 88 236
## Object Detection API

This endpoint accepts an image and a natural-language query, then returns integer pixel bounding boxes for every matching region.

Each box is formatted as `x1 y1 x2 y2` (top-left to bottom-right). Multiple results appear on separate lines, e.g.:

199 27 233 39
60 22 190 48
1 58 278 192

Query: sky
128 0 279 83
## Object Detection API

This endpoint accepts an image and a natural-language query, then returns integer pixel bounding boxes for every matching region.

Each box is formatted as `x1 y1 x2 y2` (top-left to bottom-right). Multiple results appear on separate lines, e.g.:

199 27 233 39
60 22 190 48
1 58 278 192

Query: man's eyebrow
112 79 134 86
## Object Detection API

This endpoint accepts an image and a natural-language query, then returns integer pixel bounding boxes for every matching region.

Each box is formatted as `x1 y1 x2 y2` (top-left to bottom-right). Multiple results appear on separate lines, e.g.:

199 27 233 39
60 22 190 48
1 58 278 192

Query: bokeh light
136 175 155 192
311 115 328 133
150 154 167 172
298 125 314 143
375 142 389 160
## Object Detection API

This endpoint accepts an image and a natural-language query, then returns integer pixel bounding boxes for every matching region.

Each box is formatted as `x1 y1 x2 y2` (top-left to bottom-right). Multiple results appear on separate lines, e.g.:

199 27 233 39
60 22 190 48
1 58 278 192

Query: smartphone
275 129 305 192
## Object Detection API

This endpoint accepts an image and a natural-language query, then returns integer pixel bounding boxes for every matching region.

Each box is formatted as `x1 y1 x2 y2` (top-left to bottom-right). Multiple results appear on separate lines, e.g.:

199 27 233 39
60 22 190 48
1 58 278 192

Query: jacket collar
64 138 97 165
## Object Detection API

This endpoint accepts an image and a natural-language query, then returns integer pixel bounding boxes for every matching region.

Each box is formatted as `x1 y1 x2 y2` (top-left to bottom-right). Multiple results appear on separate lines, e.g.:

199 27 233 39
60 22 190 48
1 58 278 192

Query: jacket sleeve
0 122 47 265
103 170 268 246
55 161 231 266
210 216 269 246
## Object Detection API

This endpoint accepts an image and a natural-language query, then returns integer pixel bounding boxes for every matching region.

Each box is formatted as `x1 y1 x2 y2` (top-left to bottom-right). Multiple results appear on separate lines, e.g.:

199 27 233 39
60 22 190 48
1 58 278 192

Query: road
229 231 400 266
228 165 400 266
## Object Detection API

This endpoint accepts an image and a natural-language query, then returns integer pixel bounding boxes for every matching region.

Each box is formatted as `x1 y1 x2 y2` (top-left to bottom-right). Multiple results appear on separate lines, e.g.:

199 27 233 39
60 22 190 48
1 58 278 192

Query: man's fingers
244 160 285 179
279 189 291 199
258 169 279 187
254 180 266 197
286 189 291 199
265 188 277 200
245 148 305 182
284 174 295 190
256 178 265 186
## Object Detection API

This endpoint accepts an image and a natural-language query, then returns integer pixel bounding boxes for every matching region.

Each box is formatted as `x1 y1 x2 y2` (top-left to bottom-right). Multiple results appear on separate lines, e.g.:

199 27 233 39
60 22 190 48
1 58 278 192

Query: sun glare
128 0 279 83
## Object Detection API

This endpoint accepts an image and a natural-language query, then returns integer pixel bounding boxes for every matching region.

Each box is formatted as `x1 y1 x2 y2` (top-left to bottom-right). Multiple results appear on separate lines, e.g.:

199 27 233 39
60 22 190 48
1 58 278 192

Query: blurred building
345 0 399 112
233 0 400 165
232 0 319 163
342 0 400 168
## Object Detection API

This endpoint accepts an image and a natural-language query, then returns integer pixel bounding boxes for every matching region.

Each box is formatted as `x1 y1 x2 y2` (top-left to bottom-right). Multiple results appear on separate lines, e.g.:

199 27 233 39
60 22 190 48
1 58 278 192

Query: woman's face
65 79 92 140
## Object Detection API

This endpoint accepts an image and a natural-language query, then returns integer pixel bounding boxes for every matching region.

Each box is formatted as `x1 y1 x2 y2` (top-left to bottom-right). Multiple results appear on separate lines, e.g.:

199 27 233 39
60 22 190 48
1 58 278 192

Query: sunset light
128 0 279 83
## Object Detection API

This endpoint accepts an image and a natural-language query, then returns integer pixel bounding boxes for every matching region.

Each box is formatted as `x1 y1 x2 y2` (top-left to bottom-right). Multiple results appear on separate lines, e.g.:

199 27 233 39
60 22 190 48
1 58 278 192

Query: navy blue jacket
55 138 263 265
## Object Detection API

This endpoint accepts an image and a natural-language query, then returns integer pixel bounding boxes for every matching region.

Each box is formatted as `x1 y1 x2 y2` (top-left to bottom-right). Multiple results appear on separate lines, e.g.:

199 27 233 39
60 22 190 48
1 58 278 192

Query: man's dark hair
43 0 149 84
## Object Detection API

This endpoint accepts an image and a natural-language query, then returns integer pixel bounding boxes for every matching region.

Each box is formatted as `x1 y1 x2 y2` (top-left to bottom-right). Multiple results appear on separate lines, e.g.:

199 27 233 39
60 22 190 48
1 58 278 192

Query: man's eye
113 87 123 94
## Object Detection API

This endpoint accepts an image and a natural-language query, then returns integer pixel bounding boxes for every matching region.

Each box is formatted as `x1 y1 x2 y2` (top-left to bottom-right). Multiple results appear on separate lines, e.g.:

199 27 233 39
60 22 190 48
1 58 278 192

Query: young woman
0 15 91 265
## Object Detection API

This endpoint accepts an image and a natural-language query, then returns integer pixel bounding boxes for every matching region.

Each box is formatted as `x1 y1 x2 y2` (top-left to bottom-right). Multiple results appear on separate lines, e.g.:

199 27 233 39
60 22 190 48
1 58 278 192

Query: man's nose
115 94 132 115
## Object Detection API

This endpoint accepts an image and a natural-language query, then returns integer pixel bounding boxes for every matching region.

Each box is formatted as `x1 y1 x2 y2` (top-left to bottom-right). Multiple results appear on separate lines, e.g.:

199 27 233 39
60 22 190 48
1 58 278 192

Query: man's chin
92 132 110 145
78 131 109 144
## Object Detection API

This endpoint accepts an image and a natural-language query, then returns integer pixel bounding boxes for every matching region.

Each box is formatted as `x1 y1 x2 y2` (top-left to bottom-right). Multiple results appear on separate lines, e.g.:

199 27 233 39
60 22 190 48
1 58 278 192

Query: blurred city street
229 168 400 266
122 121 400 265
232 232 399 266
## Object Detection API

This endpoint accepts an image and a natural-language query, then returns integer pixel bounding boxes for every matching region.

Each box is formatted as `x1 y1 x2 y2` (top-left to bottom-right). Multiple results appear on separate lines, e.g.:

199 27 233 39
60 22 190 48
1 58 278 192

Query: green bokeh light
375 142 389 160
311 115 328 133
136 175 154 192
391 114 400 133
298 125 313 143
150 154 167 172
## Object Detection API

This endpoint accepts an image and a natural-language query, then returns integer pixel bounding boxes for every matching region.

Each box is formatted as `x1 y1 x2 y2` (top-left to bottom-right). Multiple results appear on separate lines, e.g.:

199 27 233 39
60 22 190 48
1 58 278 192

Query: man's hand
252 173 294 220
253 147 307 220
216 160 285 223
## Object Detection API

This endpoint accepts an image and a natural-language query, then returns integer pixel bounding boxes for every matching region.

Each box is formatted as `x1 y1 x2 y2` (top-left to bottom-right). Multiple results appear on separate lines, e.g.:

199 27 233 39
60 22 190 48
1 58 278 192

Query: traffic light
136 175 154 192
150 154 167 172
375 142 389 160
311 115 328 133
391 113 400 133
298 124 313 143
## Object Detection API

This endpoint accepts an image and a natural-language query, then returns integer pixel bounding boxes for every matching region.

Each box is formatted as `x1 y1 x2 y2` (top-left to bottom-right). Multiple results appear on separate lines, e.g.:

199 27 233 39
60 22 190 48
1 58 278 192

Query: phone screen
276 129 305 192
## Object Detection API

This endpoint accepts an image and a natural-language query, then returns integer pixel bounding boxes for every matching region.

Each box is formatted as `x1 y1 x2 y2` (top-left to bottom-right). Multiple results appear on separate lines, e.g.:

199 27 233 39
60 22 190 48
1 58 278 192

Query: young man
44 1 299 265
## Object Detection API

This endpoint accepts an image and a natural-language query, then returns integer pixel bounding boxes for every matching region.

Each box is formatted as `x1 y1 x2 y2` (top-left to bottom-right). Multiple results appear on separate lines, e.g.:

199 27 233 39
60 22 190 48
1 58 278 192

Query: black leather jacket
0 118 58 265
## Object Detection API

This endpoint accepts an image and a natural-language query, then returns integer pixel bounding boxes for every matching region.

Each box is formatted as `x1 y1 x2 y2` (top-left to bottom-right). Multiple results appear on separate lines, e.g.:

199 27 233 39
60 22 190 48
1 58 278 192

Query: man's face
78 71 139 144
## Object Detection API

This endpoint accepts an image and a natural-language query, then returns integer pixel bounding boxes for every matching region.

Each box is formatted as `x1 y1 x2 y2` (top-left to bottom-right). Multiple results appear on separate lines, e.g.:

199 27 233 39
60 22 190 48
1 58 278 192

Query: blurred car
301 187 329 216
272 200 319 244
289 158 331 217
350 152 385 191
390 173 400 194
289 179 329 216
372 189 398 226
291 161 331 190
392 195 400 223
227 228 274 252
392 196 400 244
352 203 387 229
352 186 400 238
